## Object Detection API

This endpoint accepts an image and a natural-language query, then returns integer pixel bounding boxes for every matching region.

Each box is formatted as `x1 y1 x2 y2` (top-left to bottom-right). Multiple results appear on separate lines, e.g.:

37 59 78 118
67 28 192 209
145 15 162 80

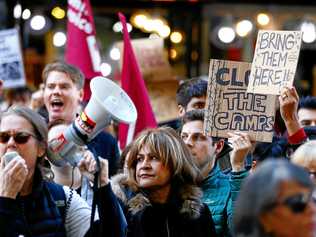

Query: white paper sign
0 28 26 88
247 30 302 95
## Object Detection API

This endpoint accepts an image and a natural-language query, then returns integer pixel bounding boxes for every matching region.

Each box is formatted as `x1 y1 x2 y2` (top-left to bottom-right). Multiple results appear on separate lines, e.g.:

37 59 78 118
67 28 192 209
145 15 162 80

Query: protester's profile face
0 114 44 178
178 96 206 117
260 181 316 237
135 145 171 191
298 108 316 127
181 120 217 171
44 71 83 122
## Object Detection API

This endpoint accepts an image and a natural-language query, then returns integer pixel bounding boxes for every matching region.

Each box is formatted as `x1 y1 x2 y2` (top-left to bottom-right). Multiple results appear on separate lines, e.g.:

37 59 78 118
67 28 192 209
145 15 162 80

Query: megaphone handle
94 155 102 174
90 164 100 235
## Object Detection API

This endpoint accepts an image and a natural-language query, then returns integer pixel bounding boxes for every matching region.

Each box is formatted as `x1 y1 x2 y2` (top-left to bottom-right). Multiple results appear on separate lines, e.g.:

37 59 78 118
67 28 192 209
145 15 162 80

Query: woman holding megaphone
0 106 125 237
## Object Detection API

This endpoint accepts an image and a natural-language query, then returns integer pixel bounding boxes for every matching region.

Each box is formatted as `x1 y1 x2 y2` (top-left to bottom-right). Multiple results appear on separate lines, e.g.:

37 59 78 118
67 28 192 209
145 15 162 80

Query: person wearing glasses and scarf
0 106 125 237
233 159 316 237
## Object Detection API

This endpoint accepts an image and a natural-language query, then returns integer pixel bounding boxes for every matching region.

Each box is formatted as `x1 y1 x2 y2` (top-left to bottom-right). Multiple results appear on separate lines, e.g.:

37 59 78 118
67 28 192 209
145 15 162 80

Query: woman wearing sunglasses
0 106 125 237
233 159 316 237
113 127 217 237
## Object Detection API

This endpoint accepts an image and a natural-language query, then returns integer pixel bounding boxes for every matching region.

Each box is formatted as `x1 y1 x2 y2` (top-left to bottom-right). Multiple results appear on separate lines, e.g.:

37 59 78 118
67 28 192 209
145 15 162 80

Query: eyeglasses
0 131 37 144
279 192 313 214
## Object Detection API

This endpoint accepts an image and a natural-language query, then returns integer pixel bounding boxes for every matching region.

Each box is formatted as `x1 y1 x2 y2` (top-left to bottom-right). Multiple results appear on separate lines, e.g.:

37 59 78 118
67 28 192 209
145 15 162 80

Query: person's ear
178 105 185 117
78 88 84 102
215 139 224 155
37 143 46 158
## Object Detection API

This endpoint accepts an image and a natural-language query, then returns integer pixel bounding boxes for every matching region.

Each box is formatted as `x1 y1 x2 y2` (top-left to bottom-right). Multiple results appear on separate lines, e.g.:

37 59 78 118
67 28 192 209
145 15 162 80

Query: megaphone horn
48 76 137 167
68 76 138 146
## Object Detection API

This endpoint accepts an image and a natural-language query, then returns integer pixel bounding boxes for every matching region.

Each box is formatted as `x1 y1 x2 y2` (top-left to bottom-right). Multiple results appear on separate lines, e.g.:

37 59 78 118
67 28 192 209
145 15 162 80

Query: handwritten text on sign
204 60 276 142
247 30 302 95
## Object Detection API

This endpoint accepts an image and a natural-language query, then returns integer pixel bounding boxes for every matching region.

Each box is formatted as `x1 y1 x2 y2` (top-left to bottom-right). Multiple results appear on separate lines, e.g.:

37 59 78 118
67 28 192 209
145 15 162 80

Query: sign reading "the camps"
204 60 276 142
247 30 302 95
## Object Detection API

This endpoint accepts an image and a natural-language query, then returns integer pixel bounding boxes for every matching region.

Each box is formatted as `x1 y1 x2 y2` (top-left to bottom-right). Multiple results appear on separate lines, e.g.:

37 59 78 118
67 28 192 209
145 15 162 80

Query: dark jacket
88 131 120 177
0 169 66 237
112 173 217 237
0 168 126 237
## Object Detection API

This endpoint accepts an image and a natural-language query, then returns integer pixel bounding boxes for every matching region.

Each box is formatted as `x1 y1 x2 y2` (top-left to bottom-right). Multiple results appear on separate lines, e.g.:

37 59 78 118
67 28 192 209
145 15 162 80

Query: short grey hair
1 105 48 143
233 159 314 237
0 105 54 180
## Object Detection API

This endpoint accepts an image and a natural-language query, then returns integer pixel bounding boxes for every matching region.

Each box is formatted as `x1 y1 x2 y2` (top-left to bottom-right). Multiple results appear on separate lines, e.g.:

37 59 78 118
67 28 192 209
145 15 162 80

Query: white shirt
63 186 99 237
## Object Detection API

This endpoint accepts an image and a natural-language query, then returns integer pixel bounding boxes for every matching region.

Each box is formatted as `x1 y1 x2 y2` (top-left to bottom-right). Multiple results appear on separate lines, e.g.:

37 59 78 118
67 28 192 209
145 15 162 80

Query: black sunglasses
280 192 313 214
0 131 37 144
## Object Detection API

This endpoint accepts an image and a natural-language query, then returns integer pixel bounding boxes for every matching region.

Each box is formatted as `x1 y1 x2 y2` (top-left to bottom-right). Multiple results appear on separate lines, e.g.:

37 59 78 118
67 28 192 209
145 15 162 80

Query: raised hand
279 86 301 136
77 150 109 187
227 131 252 172
0 155 28 198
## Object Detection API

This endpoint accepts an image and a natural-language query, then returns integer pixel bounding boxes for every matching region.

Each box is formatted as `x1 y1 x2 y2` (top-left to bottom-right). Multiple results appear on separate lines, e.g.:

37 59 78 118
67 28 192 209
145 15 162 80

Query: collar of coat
111 173 205 219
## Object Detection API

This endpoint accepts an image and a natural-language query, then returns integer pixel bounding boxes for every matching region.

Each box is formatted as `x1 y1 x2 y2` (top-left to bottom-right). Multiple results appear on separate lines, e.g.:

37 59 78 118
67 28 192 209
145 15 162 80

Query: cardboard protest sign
116 37 172 81
247 30 302 95
204 59 276 142
0 28 26 88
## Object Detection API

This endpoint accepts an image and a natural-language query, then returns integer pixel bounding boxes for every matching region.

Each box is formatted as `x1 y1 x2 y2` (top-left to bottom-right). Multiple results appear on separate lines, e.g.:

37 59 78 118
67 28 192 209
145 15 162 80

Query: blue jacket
201 163 248 237
88 131 120 177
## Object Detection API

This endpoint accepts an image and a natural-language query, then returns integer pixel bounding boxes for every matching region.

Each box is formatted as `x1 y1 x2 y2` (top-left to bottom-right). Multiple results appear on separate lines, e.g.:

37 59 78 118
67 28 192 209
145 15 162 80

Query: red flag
65 0 101 101
118 12 157 149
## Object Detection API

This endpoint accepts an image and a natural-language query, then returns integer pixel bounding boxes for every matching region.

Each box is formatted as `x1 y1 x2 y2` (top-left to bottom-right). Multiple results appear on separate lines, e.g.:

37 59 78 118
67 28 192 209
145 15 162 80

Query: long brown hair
126 127 202 191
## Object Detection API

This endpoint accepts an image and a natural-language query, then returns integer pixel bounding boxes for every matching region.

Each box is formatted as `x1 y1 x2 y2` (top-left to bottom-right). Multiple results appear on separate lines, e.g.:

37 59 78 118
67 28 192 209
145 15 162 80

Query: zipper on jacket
166 217 170 237
20 200 32 237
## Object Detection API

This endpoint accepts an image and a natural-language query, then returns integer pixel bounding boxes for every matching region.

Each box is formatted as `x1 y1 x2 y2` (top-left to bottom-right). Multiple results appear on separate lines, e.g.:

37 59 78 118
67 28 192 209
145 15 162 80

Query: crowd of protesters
0 61 316 237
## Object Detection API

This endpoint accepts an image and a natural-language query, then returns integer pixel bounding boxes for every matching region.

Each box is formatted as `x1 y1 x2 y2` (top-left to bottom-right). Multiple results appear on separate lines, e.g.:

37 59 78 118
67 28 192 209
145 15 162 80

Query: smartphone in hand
3 151 20 166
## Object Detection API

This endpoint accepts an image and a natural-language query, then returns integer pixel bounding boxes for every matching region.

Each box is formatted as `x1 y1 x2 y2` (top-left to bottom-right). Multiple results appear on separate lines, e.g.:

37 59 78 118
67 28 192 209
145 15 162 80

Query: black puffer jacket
111 173 217 237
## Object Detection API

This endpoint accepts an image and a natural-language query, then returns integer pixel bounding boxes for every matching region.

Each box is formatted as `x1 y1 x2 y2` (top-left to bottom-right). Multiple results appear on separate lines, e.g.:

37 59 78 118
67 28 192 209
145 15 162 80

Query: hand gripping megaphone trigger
47 76 137 167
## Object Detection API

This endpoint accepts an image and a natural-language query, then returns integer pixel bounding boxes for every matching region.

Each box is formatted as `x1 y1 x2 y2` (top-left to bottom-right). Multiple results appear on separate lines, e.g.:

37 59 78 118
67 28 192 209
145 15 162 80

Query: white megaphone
47 76 137 167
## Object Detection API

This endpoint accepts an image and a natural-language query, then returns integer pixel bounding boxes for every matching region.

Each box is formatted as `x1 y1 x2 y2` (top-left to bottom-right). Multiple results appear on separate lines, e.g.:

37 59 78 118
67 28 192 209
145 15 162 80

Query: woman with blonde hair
112 126 216 237
291 140 316 183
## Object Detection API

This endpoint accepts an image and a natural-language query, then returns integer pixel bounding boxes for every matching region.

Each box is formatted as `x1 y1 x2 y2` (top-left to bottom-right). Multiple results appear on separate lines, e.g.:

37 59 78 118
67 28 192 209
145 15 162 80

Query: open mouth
50 99 64 110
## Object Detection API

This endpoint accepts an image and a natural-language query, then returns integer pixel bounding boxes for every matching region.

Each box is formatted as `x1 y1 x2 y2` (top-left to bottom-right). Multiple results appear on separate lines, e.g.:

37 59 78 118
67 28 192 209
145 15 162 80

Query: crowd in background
0 61 316 237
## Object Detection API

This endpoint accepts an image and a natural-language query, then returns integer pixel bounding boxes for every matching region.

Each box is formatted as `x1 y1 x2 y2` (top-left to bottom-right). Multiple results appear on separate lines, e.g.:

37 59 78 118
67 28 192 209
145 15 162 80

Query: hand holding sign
228 131 253 172
279 86 301 136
